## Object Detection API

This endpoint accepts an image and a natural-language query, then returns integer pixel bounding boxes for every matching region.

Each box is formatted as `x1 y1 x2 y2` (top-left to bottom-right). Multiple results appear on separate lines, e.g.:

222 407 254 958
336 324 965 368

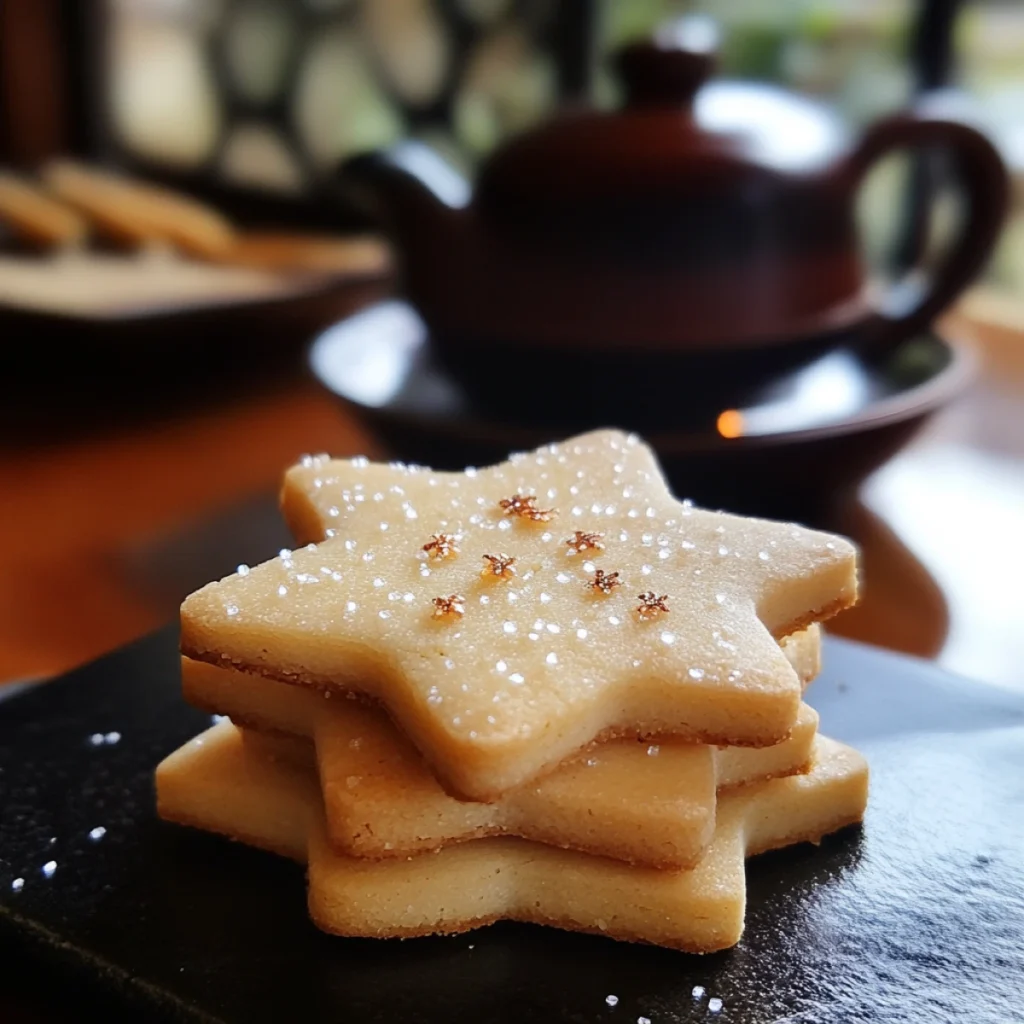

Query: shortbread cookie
183 631 819 868
156 723 868 952
181 431 857 799
157 723 312 864
43 161 236 258
250 701 819 868
182 624 820 741
244 728 314 770
0 173 87 248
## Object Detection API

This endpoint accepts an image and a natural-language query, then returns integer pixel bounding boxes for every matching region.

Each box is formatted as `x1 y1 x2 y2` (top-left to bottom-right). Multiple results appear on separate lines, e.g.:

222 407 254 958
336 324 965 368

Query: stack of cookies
158 430 868 952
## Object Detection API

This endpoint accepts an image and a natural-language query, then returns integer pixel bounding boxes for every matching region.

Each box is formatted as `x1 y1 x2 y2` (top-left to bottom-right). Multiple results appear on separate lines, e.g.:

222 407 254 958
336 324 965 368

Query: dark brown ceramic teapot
340 18 1007 362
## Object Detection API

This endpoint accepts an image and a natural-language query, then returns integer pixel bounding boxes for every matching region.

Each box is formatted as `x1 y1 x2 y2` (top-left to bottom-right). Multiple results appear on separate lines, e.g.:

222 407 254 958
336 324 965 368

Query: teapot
338 19 1007 396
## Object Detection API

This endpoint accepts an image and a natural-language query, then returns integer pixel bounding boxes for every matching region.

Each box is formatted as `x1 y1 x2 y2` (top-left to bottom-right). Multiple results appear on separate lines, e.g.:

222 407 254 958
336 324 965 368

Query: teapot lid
477 17 845 207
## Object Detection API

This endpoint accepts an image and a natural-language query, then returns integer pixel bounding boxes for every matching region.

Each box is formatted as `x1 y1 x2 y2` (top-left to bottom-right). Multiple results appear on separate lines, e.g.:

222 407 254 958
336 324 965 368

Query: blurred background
1 0 1022 690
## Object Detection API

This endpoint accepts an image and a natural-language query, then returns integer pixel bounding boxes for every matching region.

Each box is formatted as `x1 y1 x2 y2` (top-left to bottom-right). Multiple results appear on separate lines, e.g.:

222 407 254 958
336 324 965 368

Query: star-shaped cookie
181 430 856 799
156 723 868 953
182 649 820 869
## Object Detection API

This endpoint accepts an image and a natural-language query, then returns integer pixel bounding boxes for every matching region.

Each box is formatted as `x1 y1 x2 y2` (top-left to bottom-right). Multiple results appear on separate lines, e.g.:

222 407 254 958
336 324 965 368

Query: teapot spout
338 142 469 243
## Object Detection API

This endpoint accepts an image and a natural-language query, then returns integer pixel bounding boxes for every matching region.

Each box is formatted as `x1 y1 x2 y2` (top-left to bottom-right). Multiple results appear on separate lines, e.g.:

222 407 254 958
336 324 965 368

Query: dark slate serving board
1 628 1023 1024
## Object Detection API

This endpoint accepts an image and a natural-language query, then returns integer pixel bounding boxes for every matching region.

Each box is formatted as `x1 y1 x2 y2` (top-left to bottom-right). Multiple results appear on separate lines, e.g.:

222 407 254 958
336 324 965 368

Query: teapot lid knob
615 15 719 107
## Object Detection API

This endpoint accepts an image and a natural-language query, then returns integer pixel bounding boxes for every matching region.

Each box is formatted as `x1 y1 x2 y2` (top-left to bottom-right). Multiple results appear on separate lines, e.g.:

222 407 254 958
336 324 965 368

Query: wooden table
1 292 1022 1021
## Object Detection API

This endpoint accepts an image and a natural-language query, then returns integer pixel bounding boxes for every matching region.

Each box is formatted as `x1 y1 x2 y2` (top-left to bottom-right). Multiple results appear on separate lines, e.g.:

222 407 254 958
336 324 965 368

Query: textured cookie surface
183 633 820 868
156 723 868 952
181 430 856 798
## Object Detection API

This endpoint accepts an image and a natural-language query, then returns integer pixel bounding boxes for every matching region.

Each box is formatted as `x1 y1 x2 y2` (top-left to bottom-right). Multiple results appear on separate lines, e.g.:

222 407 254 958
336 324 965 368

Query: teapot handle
840 105 1008 347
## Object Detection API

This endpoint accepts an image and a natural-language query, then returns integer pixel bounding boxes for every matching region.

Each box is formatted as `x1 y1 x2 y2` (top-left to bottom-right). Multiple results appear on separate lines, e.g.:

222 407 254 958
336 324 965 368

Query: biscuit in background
42 160 237 258
0 173 88 250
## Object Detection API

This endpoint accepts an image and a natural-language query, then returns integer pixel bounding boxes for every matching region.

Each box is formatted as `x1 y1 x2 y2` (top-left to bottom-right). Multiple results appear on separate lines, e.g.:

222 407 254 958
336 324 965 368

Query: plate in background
0 261 387 436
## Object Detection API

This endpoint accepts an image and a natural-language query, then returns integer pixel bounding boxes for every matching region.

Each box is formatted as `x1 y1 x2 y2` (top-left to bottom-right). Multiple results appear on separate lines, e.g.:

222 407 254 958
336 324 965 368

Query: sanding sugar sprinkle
692 986 705 999
708 997 723 1013
88 731 121 746
605 994 619 1006
638 1017 651 1024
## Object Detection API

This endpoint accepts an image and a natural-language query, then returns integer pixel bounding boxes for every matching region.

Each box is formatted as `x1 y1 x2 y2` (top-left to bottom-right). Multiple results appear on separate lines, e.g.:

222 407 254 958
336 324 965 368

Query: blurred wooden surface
0 384 374 685
0 292 1022 693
